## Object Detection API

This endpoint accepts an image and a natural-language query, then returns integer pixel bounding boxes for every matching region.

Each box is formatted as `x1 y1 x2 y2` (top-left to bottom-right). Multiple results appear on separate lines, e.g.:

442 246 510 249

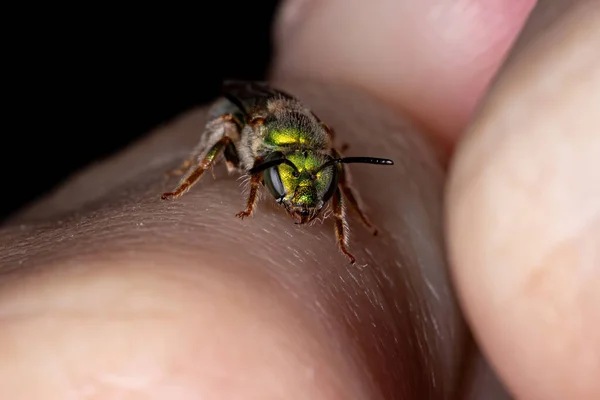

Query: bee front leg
235 173 263 219
332 188 356 264
161 136 234 200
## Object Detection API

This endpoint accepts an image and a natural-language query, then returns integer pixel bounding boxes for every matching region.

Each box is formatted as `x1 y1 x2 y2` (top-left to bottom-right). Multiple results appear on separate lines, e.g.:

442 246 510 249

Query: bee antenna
340 157 394 166
249 158 300 177
315 157 394 174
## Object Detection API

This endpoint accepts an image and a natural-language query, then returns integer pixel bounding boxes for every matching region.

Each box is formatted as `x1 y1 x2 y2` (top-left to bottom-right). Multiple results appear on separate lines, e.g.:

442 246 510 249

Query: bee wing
221 81 296 115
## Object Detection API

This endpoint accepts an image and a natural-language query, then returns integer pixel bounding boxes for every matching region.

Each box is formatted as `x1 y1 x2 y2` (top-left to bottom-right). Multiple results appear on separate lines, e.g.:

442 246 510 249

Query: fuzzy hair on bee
161 81 394 264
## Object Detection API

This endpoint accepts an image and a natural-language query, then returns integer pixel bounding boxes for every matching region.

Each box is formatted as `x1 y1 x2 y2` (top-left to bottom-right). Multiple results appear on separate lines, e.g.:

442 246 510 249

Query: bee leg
235 173 263 219
161 137 233 200
332 188 356 264
333 149 378 236
163 113 242 178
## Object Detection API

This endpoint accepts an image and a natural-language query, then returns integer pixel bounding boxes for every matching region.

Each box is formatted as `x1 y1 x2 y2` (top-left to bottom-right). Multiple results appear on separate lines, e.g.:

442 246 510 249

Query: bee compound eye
320 165 339 203
264 166 286 200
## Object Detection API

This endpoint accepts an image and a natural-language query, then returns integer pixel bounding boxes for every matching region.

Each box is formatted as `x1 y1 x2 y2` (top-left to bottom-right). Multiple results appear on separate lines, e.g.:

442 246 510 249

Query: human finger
447 2 600 398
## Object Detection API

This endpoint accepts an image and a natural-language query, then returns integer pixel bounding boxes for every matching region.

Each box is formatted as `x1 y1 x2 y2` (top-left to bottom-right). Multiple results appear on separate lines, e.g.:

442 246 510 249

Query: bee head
259 151 338 224
249 151 394 225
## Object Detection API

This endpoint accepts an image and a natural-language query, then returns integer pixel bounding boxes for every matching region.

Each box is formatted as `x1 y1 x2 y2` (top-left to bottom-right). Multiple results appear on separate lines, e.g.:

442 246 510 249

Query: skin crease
0 82 461 399
1 0 598 399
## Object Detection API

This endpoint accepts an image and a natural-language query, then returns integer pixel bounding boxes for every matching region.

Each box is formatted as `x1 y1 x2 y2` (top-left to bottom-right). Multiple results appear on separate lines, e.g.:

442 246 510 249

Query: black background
3 3 280 221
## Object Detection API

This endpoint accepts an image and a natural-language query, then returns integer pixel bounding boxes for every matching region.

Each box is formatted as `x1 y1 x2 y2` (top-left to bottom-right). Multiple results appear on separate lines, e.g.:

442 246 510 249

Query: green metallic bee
161 81 393 263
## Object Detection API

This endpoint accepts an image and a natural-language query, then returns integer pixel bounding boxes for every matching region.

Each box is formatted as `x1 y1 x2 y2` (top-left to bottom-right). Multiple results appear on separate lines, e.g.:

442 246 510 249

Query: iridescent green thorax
277 151 337 207
261 109 329 151
264 127 313 147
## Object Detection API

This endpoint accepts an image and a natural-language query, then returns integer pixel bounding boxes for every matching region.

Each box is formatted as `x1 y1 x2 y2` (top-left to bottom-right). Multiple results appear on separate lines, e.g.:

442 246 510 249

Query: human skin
0 81 458 399
0 1 598 400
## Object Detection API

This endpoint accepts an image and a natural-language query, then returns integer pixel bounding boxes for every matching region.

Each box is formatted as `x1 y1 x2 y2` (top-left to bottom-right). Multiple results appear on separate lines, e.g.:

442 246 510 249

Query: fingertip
446 3 600 399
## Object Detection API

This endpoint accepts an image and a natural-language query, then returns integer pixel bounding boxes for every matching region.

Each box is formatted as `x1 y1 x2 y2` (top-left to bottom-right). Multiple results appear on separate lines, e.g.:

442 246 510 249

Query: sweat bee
161 81 394 263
